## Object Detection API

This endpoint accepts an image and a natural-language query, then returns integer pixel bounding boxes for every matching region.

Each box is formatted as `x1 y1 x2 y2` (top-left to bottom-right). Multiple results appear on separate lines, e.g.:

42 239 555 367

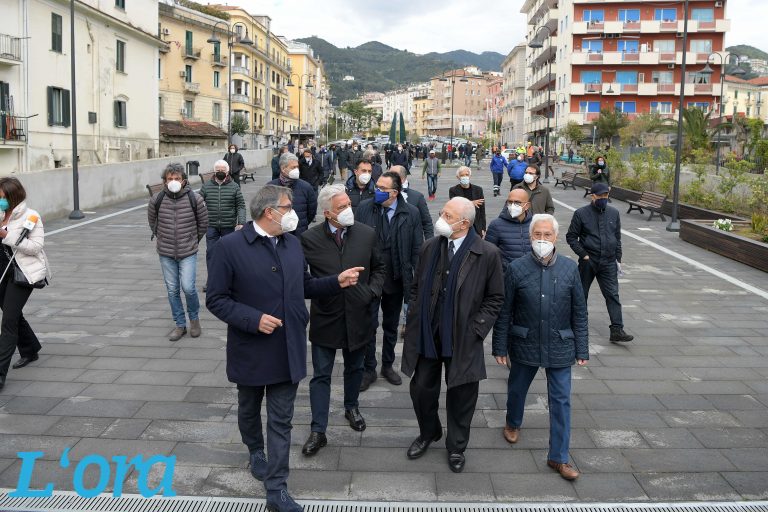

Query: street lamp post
553 92 568 158
528 26 554 183
207 22 252 146
68 0 83 220
700 53 746 175
287 73 313 147
439 69 470 159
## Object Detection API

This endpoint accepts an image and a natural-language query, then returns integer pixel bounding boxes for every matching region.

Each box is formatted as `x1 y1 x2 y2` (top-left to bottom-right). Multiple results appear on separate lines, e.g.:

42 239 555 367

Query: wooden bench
554 171 578 190
239 171 256 184
627 190 667 221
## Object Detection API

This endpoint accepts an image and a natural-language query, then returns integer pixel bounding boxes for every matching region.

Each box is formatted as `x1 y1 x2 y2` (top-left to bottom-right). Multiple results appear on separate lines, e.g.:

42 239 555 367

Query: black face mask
215 171 227 180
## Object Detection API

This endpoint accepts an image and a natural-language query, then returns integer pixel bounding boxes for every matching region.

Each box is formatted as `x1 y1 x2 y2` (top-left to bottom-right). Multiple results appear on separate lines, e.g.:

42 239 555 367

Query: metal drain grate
1 492 767 512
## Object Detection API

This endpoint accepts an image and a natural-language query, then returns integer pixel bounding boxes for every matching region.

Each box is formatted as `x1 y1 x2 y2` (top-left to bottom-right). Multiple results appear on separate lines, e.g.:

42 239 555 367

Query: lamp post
207 21 252 145
287 73 313 147
553 92 568 158
528 25 554 182
439 69 470 159
68 0 83 219
700 52 746 175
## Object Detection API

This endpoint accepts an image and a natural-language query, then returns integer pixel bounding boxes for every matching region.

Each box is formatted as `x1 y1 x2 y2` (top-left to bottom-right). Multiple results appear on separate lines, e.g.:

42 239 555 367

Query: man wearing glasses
485 188 533 265
206 185 363 512
354 171 422 390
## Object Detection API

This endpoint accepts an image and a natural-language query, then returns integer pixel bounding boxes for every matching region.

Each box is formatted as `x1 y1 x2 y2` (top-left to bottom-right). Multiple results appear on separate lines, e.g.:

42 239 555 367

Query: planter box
680 220 768 272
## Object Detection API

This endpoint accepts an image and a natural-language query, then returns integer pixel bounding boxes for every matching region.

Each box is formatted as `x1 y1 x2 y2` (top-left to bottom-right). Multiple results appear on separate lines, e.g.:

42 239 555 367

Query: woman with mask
224 144 246 185
513 166 554 215
589 155 610 187
0 178 52 390
448 166 486 237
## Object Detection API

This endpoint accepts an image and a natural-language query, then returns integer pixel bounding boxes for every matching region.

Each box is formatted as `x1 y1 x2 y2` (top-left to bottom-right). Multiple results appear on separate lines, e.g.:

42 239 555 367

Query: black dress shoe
406 430 442 459
359 370 377 392
301 431 327 456
344 408 366 431
448 451 465 473
12 354 38 369
381 366 402 385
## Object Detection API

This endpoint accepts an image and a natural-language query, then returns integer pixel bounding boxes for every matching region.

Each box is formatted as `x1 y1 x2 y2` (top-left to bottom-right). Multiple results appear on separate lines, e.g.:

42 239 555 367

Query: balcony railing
232 93 250 104
183 82 200 94
232 65 250 76
211 54 227 67
0 34 22 63
184 46 202 60
1 115 27 144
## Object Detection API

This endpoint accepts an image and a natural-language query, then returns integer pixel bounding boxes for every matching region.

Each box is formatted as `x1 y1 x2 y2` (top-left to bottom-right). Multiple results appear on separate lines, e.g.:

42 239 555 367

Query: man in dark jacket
224 144 246 184
448 166 486 237
300 185 387 456
355 172 423 390
299 148 322 192
391 144 409 170
345 158 375 211
513 165 555 215
566 182 633 343
402 197 504 473
206 185 362 512
268 153 317 235
336 144 350 181
317 145 335 185
393 166 433 239
200 159 246 270
271 147 289 180
492 213 588 481
148 163 209 341
348 143 363 174
485 188 532 265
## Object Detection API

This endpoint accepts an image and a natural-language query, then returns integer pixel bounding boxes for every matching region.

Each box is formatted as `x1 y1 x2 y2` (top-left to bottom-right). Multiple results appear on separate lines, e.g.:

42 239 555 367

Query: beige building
1 0 163 174
501 44 527 146
723 75 767 123
413 94 432 137
282 38 330 142
426 68 495 138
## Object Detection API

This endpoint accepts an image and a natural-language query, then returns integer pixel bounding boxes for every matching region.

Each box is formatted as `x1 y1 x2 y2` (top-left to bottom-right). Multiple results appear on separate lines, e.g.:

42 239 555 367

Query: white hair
529 214 559 237
456 166 472 178
317 184 348 213
214 159 229 171
447 196 476 224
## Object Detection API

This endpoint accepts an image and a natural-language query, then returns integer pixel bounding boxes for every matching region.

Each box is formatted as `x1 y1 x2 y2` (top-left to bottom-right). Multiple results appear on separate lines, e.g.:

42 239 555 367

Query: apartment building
382 83 431 131
522 0 731 146
426 69 497 138
282 38 330 141
501 44 527 146
723 75 767 123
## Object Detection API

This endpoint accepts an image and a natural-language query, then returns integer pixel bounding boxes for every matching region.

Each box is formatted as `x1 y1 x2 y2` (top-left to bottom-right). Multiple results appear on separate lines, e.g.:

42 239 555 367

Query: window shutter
62 89 71 127
47 87 54 126
114 101 118 127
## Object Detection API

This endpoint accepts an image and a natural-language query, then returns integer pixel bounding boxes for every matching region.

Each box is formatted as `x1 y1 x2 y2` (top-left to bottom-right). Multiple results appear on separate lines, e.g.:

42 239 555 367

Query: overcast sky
234 1 765 56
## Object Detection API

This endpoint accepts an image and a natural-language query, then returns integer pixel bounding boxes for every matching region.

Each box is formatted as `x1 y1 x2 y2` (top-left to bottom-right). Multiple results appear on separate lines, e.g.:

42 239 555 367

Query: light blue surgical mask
0 198 9 212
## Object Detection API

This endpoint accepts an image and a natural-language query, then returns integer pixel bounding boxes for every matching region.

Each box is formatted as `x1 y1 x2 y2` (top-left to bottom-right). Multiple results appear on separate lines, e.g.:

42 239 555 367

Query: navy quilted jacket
485 208 532 265
492 252 589 368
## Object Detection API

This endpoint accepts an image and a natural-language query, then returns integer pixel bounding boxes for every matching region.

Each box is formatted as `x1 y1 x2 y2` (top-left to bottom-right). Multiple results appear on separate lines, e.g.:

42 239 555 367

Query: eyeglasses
376 187 393 193
506 201 529 207
273 204 293 211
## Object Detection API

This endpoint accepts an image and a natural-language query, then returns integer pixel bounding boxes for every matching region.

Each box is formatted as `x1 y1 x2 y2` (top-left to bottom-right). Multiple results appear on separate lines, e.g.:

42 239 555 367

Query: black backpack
151 189 199 240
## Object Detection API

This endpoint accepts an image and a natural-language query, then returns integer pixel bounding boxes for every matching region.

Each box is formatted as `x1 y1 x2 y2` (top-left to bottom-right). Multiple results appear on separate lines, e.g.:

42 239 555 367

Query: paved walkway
0 161 767 502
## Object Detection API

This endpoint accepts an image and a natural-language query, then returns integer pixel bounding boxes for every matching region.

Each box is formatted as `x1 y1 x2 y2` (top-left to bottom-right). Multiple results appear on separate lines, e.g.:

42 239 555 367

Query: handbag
12 260 47 289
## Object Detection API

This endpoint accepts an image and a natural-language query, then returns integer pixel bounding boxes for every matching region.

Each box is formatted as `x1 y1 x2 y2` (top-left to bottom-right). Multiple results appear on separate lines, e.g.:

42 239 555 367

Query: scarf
419 228 476 359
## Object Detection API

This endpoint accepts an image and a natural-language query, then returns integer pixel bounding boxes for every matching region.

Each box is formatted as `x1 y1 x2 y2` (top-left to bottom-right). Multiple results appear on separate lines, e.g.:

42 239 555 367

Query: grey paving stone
5 367 84 382
202 467 264 497
704 394 766 410
655 394 716 410
100 419 152 440
436 472 495 501
86 357 150 371
660 410 741 428
588 410 668 428
67 438 177 461
288 469 352 500
0 413 61 435
142 359 220 373
604 380 687 395
349 472 436 501
171 442 246 468
0 396 63 415
90 346 178 358
48 398 145 418
690 428 768 448
0 434 79 460
570 449 634 473
638 429 704 449
73 369 123 384
44 417 114 437
721 471 768 499
623 448 737 472
133 402 230 421
81 383 191 402
35 355 97 369
635 472 742 501
732 410 768 427
140 420 236 443
679 381 757 395
720 448 768 471
491 473 579 501
587 429 648 448
122 464 210 497
573 473 649 501
13 381 89 398
115 371 195 386
183 386 237 404
579 394 663 411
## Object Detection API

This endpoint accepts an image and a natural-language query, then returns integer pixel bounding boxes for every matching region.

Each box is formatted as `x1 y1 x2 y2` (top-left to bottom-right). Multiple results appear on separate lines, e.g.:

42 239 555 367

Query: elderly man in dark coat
492 213 588 482
448 166 486 237
299 148 323 192
392 165 433 240
268 152 317 235
300 185 386 456
206 185 362 512
402 197 504 473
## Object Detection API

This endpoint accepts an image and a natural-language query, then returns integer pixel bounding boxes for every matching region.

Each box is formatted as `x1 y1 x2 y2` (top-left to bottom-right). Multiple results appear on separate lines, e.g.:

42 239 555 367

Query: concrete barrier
17 149 272 220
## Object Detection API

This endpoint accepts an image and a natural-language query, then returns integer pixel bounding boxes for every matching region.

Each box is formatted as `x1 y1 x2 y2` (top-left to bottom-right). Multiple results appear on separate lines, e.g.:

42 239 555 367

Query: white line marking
553 197 768 301
46 204 147 236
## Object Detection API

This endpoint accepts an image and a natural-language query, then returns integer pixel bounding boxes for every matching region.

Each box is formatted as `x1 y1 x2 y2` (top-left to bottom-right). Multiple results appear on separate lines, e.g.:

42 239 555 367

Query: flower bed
679 219 768 272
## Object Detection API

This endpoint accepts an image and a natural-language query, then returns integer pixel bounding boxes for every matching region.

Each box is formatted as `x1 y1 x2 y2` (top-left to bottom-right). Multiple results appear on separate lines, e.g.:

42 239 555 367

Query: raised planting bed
680 219 768 272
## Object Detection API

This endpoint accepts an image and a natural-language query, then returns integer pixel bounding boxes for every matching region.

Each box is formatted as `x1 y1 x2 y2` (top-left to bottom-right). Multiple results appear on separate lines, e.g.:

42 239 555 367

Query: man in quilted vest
200 160 246 273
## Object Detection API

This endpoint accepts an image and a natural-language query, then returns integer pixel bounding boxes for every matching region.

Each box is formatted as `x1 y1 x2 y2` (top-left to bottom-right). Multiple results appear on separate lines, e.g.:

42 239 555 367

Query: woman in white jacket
0 178 49 391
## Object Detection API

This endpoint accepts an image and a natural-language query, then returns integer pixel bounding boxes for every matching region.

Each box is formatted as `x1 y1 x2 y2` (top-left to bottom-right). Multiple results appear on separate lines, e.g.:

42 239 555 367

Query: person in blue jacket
489 149 508 197
508 153 529 191
206 184 363 512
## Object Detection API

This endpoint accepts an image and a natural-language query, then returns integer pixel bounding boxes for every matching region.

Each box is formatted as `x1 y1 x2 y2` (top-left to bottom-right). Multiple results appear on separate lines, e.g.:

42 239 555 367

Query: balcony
0 115 27 146
211 54 227 68
183 82 200 94
232 93 250 104
183 46 201 60
527 68 555 92
573 18 730 35
0 34 22 65
531 43 557 68
254 98 263 107
255 73 265 83
232 65 250 77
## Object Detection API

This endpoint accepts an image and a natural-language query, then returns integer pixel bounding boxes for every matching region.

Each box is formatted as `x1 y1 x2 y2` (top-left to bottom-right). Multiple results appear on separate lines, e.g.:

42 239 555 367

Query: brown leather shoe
547 460 579 480
503 425 520 444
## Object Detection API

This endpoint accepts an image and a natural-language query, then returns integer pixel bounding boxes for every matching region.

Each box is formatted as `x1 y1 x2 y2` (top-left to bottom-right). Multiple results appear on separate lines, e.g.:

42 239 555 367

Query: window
47 86 70 126
687 72 710 84
651 101 673 114
184 100 193 118
116 40 126 72
618 9 640 22
580 70 602 84
159 96 163 118
51 13 63 52
579 101 601 113
617 40 639 53
654 8 677 21
582 9 604 23
652 71 674 84
185 30 193 56
691 8 714 22
214 71 220 88
583 40 603 53
114 100 127 127
655 40 676 52
213 102 221 122
185 65 192 83
616 71 638 84
615 101 636 113
734 90 739 99
213 42 221 63
157 58 161 79
687 101 710 111
115 0 125 8
690 39 712 53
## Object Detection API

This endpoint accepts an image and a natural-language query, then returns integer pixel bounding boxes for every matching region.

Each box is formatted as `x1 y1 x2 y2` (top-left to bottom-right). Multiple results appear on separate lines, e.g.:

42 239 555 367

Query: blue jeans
492 172 504 189
237 382 298 492
205 226 235 269
506 360 572 463
465 155 472 166
426 174 438 196
309 343 366 433
159 254 200 327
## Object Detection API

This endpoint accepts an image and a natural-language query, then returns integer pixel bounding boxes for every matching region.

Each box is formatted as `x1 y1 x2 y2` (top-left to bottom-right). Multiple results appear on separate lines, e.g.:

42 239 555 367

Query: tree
338 100 377 133
618 113 673 147
230 114 248 137
673 107 729 155
558 121 585 149
594 108 629 145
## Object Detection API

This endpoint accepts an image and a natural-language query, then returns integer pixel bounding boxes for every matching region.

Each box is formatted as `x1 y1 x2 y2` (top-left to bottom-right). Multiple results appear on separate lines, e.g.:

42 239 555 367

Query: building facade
382 83 431 131
501 44 527 147
282 38 329 142
426 69 496 139
522 0 731 149
723 75 767 123
1 0 162 174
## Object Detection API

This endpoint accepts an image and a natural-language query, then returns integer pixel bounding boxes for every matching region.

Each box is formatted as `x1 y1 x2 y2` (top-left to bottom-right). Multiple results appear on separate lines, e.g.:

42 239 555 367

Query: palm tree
673 107 730 154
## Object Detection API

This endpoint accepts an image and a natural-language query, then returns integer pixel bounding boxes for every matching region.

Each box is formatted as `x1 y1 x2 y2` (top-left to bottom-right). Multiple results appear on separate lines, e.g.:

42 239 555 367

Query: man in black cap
566 182 634 343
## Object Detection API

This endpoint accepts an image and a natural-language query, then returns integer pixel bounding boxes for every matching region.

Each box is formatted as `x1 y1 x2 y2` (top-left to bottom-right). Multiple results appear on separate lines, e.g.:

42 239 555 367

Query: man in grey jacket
148 163 209 341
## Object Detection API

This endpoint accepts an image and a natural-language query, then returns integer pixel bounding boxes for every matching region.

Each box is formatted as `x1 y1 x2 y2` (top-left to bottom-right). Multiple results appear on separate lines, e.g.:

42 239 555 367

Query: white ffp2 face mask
288 168 300 180
335 207 355 227
524 174 536 184
167 180 183 193
274 209 299 233
358 173 371 185
507 204 523 218
532 240 554 259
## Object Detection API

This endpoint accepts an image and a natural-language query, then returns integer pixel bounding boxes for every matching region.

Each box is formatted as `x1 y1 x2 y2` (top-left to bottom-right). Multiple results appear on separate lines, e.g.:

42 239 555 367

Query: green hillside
725 44 768 79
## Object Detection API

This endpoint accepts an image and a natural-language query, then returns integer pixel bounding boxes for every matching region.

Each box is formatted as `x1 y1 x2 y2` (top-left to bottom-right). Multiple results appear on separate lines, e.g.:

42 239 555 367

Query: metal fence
0 33 22 61
0 114 27 143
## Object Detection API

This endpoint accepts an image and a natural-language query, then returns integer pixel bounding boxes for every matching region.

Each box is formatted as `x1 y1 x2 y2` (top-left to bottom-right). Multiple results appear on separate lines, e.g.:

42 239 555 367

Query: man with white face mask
267 152 317 234
513 165 554 215
345 158 376 211
300 185 387 456
206 185 363 512
485 188 532 266
401 197 504 473
492 213 588 482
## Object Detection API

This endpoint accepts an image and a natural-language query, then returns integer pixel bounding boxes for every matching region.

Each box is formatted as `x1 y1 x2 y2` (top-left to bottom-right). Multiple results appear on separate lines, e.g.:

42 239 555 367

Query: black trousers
364 286 404 373
409 355 479 453
578 257 624 328
0 273 40 383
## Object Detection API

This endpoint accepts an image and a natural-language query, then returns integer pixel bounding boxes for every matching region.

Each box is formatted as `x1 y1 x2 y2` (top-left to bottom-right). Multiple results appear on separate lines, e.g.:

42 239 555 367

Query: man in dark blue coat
485 188 533 265
355 171 423 390
268 152 317 235
492 213 588 482
345 158 375 211
207 185 362 512
393 165 433 239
